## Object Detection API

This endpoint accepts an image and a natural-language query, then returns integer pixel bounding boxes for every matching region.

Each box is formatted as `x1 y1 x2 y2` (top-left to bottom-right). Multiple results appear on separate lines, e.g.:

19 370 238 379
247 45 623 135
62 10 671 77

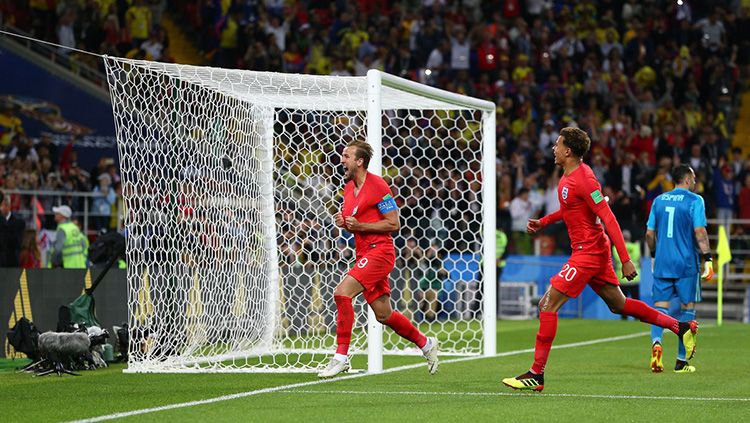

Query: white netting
104 57 492 373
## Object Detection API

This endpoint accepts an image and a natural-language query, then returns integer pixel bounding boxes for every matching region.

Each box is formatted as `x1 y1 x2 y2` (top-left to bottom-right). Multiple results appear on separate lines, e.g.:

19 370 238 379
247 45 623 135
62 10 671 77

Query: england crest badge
561 186 569 201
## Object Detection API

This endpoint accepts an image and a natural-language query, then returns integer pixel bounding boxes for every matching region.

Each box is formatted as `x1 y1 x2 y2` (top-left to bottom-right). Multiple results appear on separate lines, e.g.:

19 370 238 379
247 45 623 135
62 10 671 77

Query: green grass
1 320 748 422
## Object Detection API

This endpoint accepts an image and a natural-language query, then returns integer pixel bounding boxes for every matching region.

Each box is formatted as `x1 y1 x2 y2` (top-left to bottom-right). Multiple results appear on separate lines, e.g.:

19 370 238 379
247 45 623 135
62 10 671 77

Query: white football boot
317 356 350 378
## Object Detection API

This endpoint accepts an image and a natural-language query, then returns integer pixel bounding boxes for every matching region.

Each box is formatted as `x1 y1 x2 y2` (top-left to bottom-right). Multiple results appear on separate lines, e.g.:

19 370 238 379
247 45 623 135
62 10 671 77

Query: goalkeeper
318 140 438 378
646 164 712 373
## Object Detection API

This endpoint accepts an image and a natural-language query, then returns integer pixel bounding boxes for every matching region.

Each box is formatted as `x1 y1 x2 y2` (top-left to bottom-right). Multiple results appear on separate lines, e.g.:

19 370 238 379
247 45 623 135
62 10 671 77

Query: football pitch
1 320 748 422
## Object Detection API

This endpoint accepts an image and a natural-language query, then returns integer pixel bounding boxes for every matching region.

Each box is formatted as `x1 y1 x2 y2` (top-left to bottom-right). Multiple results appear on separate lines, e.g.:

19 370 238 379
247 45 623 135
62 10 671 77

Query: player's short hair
347 140 373 168
672 164 694 184
560 127 591 158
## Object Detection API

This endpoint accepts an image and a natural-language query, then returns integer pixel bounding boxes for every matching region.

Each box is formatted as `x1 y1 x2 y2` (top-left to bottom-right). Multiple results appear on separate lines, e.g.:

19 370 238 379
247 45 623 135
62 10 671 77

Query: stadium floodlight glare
103 58 496 373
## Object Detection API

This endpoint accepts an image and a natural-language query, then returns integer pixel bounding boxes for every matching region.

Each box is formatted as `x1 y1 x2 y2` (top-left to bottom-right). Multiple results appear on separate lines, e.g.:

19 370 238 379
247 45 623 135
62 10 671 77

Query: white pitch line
279 389 750 402
67 330 654 423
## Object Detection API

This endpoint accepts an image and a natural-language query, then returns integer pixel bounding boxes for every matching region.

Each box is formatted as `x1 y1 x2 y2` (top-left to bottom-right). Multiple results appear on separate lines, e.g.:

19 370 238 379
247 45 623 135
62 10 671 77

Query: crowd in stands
1 0 749 268
171 0 746 256
0 112 123 268
0 0 173 65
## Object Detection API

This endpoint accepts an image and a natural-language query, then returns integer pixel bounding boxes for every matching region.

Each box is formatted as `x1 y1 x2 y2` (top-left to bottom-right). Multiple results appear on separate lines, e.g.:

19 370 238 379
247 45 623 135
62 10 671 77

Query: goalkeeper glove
701 254 714 281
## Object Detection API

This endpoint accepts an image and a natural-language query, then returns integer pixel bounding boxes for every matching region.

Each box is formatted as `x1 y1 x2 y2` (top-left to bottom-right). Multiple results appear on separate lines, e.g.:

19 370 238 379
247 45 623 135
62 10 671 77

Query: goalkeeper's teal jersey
647 188 707 278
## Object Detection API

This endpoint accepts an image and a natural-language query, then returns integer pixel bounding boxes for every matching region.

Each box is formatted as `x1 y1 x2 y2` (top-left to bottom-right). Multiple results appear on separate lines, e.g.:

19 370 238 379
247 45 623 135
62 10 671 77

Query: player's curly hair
560 127 591 158
347 140 373 168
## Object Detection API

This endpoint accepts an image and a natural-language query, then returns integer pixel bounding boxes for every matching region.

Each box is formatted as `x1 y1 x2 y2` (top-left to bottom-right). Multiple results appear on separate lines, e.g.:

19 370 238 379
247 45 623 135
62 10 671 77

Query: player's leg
674 303 696 372
361 252 439 374
674 273 700 371
597 283 698 357
532 285 568 372
502 282 571 391
318 275 363 378
650 277 675 373
333 276 364 356
650 300 669 373
370 294 426 348
369 294 439 374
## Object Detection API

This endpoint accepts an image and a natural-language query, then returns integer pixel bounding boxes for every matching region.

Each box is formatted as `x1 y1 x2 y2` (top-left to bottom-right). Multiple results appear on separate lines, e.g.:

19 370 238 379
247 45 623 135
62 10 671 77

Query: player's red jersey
341 172 397 255
558 163 611 255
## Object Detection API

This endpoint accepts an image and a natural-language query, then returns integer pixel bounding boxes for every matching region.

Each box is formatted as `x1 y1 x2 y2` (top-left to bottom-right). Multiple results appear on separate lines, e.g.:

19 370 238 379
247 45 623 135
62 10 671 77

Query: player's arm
594 206 632 264
645 203 657 257
587 182 635 279
645 230 656 253
345 209 400 233
528 209 562 234
344 188 400 233
695 226 713 280
695 227 711 257
692 196 713 280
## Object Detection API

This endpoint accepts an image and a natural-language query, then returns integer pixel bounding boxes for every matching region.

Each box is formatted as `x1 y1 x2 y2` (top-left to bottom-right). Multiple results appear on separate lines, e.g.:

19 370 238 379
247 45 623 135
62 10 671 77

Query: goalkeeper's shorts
348 247 395 304
653 274 702 304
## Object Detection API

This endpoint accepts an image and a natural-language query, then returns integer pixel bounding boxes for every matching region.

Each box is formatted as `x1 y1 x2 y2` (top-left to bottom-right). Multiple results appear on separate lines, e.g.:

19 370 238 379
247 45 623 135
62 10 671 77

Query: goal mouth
105 59 495 373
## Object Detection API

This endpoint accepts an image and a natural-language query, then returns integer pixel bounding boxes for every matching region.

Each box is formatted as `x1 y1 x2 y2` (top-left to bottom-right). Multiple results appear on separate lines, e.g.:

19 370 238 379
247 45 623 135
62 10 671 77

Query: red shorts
347 246 395 304
550 252 619 298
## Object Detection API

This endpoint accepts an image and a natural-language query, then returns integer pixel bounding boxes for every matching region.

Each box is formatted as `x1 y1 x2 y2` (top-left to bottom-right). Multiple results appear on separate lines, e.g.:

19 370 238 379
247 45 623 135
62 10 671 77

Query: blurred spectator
509 187 533 254
92 173 116 230
56 8 77 56
0 190 25 267
714 164 736 223
126 0 152 47
0 103 24 148
141 28 165 61
18 229 41 269
418 245 446 322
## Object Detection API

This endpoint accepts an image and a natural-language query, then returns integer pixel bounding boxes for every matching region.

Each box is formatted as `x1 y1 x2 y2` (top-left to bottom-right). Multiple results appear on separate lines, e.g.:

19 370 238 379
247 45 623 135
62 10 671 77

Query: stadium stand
0 0 748 262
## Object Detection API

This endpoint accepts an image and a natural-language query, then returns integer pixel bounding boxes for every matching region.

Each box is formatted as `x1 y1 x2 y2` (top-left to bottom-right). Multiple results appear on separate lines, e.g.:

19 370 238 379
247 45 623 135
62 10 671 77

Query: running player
318 140 439 378
501 128 698 391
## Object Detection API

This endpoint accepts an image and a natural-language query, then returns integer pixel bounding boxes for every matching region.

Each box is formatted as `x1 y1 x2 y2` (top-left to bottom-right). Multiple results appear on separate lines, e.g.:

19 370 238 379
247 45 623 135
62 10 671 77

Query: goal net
103 57 495 373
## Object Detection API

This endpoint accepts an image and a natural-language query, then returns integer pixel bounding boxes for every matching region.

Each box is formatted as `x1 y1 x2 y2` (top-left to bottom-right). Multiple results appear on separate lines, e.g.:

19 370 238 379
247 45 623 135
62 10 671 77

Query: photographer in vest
51 205 87 268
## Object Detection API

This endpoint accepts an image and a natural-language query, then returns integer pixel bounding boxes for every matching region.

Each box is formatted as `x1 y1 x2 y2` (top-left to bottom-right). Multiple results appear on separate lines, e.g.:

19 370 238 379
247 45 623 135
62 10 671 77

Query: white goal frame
104 56 495 373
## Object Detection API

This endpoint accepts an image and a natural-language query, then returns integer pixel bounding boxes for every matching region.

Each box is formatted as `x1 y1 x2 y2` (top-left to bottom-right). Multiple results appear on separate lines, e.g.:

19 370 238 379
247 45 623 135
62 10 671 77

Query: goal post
103 56 496 373
365 70 497 372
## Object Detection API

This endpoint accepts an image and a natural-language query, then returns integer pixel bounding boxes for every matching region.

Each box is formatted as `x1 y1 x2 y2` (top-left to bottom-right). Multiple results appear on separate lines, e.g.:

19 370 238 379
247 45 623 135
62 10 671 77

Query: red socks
384 311 427 349
335 295 354 355
623 298 680 334
531 311 558 374
336 296 428 354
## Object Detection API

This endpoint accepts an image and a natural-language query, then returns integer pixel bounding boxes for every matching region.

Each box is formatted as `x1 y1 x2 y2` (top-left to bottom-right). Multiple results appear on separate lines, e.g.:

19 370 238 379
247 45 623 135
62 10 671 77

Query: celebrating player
501 128 698 391
646 164 711 373
318 140 439 378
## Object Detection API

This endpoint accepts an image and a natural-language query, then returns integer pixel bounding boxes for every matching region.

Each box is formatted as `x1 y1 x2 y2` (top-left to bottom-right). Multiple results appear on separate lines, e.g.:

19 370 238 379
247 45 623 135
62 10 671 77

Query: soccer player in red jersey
318 140 439 378
502 128 698 391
